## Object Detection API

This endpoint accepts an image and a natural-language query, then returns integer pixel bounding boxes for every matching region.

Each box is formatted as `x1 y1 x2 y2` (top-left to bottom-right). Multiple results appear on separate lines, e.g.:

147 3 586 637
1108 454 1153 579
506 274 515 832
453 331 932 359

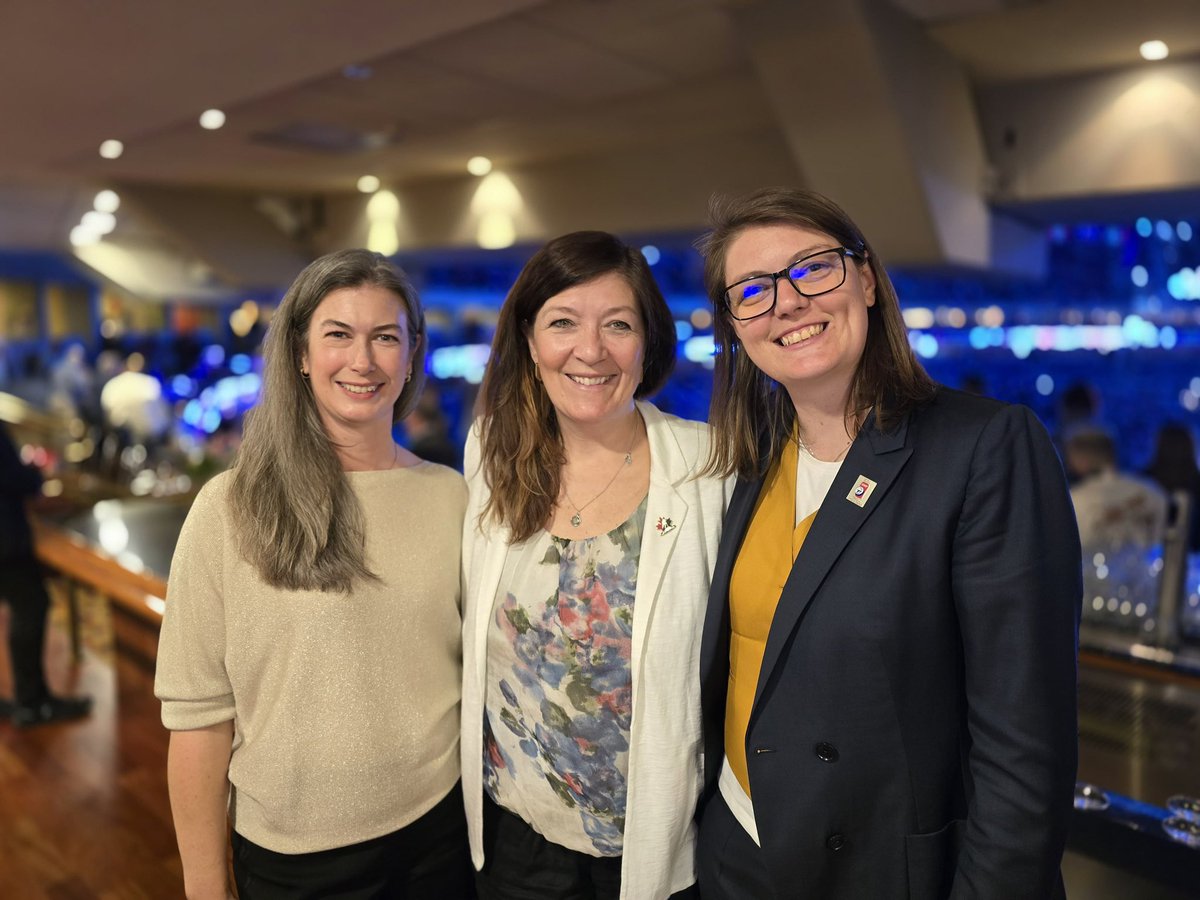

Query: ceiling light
69 224 101 247
199 109 226 130
467 156 493 177
357 175 381 193
1140 40 1169 61
93 189 120 213
477 211 515 249
99 139 124 159
82 210 116 235
366 190 400 220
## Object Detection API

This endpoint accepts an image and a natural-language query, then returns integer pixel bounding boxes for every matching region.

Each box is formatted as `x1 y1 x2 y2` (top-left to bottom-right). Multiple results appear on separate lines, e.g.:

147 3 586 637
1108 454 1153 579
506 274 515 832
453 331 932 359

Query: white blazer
461 401 731 900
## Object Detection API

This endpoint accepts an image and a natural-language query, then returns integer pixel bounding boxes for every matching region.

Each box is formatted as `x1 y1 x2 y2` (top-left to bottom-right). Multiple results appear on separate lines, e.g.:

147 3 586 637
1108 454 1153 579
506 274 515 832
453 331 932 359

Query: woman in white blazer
461 231 729 900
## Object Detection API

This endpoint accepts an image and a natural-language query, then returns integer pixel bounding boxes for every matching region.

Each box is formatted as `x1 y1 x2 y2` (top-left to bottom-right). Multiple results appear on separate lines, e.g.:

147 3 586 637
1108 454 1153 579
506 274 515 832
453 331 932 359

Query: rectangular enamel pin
846 475 877 507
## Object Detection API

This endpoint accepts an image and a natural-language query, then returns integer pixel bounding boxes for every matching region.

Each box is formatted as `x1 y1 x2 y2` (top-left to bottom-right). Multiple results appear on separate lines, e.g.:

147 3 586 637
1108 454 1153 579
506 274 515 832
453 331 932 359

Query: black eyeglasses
722 246 861 321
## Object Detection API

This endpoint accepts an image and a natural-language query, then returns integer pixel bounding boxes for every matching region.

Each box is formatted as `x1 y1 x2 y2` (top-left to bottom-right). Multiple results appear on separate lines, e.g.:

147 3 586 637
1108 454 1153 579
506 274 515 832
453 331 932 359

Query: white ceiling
1 0 1197 294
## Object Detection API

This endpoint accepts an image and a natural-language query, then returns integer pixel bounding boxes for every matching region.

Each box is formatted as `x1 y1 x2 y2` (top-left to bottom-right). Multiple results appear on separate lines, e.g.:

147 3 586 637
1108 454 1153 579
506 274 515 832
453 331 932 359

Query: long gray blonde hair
229 249 426 592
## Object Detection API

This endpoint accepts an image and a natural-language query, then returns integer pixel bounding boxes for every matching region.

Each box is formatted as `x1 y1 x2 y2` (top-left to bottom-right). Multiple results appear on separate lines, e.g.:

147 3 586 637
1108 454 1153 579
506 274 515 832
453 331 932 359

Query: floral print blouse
483 497 647 857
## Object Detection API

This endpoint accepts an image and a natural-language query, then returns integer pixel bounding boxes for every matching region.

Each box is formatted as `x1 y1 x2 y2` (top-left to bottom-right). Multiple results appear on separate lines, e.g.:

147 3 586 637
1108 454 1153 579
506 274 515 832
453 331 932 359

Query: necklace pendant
571 513 582 527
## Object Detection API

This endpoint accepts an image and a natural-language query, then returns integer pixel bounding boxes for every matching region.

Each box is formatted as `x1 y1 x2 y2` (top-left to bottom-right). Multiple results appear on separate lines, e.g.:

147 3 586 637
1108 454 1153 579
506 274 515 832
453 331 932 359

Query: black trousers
477 794 698 900
0 555 51 706
232 782 475 900
695 791 776 900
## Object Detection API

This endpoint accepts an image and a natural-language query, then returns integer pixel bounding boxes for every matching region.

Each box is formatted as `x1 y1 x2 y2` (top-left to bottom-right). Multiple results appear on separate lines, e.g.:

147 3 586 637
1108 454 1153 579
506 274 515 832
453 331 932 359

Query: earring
300 368 310 378
533 363 542 382
404 371 412 383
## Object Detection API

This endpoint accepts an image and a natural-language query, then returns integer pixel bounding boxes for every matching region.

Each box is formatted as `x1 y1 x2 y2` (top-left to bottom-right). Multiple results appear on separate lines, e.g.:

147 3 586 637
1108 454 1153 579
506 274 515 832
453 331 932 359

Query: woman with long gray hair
156 249 472 899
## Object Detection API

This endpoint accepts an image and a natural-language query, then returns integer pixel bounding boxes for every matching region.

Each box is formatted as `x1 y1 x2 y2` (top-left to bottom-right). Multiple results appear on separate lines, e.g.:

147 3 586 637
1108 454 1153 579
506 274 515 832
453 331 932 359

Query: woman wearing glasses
694 188 1080 899
462 231 729 899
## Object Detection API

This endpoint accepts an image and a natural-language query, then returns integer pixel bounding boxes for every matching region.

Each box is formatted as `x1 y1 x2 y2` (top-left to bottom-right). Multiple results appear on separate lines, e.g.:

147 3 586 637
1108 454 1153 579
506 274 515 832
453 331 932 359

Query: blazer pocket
905 818 965 899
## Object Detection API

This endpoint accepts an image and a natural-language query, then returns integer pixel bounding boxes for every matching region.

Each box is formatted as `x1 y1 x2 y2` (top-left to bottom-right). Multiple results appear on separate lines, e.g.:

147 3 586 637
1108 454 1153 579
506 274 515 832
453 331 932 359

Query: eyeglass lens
726 249 847 319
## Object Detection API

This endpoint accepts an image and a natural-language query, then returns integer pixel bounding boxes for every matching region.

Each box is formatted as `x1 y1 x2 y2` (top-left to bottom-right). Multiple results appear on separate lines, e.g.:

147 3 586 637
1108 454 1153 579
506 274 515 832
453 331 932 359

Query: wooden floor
0 591 184 899
2 585 1195 899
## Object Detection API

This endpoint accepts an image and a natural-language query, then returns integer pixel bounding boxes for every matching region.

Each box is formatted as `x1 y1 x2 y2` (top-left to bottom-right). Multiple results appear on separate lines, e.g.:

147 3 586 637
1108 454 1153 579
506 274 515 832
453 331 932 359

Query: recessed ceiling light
199 109 226 130
1140 40 1169 61
82 210 116 235
467 156 493 177
99 139 124 160
93 190 120 213
357 175 381 193
69 224 101 247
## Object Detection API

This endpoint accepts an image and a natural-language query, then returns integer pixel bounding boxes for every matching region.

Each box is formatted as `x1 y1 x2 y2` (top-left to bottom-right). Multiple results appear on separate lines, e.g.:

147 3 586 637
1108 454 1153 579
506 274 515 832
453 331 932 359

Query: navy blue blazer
699 388 1081 899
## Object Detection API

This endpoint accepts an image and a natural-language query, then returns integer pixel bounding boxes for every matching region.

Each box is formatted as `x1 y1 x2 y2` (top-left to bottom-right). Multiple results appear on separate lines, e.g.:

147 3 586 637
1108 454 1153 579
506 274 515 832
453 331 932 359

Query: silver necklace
796 431 852 462
562 420 639 528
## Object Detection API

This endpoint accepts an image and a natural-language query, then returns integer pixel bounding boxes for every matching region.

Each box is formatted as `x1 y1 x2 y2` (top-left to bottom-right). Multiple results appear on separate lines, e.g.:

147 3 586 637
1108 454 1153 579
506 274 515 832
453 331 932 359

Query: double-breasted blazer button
814 741 839 762
826 833 847 851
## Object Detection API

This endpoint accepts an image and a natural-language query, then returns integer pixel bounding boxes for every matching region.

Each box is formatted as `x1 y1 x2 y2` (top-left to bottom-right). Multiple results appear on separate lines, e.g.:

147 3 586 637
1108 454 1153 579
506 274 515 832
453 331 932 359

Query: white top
462 402 732 900
1071 469 1168 548
484 499 646 856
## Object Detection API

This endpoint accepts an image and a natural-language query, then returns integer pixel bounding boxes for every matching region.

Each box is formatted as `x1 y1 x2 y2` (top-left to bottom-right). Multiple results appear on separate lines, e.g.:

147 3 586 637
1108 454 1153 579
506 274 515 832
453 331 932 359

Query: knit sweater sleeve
155 474 235 730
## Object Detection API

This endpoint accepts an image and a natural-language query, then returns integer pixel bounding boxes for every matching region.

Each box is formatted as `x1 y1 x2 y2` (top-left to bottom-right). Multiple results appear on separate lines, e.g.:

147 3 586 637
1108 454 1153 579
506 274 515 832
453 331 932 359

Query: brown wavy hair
230 249 426 592
476 231 676 542
698 188 935 479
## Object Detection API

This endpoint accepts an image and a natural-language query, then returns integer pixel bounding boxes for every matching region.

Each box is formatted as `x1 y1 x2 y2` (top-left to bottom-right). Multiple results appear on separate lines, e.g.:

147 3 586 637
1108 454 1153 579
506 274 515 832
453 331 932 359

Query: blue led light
675 320 693 341
230 353 252 375
915 334 939 359
1036 374 1054 396
683 335 716 363
182 399 203 427
641 245 661 266
1136 217 1153 238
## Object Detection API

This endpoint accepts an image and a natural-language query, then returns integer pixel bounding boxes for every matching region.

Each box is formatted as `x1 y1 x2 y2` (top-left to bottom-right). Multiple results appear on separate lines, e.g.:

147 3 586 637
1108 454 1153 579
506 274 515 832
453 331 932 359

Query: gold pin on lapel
846 476 877 507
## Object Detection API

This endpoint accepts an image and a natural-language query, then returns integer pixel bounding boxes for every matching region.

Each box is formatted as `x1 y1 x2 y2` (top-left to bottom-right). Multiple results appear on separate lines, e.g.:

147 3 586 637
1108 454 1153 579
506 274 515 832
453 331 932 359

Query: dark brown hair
476 230 676 541
230 249 426 591
698 187 935 479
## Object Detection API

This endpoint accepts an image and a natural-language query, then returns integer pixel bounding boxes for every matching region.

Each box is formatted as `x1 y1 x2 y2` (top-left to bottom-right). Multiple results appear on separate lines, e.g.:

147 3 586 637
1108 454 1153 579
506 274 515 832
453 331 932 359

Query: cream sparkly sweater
155 463 467 854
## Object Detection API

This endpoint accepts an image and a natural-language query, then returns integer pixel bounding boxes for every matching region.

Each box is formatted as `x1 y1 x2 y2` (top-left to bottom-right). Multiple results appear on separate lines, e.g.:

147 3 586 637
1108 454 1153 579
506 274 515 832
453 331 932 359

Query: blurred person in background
462 231 729 899
48 341 98 426
155 250 472 900
99 351 170 445
0 421 92 726
1067 429 1168 549
1144 421 1200 552
406 384 461 469
695 188 1080 900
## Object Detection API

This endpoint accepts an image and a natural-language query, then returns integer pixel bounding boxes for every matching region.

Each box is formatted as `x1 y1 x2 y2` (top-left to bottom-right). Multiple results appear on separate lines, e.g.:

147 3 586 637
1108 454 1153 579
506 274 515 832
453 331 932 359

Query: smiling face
526 271 645 432
301 283 412 440
725 223 875 406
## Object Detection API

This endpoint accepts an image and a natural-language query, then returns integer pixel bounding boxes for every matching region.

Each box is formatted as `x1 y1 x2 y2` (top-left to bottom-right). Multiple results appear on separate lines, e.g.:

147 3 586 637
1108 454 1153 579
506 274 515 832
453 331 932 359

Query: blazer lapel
749 413 913 722
470 524 511 699
699 472 763 790
630 402 688 683
700 475 762 678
